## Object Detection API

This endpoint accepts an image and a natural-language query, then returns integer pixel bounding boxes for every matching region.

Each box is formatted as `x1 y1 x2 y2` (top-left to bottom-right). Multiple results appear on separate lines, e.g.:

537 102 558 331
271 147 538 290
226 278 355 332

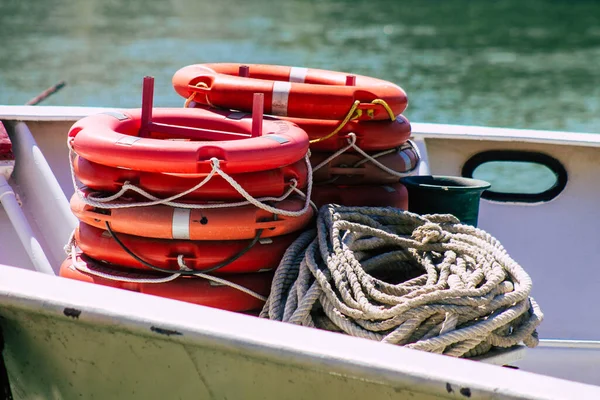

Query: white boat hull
3 266 600 400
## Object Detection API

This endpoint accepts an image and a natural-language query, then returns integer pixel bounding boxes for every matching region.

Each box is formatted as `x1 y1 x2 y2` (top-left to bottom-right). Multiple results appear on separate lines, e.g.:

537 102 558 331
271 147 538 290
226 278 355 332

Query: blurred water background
1 0 599 133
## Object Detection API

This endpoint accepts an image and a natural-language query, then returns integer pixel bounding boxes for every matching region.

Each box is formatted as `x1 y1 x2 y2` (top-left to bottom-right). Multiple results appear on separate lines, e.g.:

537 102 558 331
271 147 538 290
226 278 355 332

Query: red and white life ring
311 144 420 185
311 183 409 209
289 114 411 152
71 193 314 240
173 63 407 120
60 254 272 312
69 107 309 174
75 222 300 274
73 155 308 201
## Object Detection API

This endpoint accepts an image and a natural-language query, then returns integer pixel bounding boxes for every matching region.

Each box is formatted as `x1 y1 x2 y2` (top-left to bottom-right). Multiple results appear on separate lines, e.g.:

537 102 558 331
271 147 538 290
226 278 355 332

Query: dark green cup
400 175 491 226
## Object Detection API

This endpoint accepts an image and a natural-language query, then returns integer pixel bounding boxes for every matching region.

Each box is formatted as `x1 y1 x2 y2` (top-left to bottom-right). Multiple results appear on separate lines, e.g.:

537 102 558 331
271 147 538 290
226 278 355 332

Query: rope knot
345 132 357 145
412 222 451 245
177 255 193 272
209 157 221 169
424 214 460 225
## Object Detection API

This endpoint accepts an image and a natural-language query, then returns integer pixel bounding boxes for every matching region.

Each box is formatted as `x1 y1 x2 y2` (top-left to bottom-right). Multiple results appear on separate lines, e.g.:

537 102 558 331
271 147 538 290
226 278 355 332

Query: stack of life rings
61 77 315 313
173 63 420 209
61 63 421 312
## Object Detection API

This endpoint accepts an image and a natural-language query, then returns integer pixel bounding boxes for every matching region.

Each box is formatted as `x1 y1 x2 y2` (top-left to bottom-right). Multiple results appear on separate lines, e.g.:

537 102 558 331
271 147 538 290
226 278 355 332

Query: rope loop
370 99 396 121
210 157 220 169
311 132 420 180
309 98 397 146
67 236 267 301
261 205 543 358
184 82 210 108
309 100 361 144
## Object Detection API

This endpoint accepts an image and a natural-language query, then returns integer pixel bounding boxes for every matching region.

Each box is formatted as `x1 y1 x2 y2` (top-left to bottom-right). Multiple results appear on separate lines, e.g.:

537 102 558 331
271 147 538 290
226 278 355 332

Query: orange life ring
289 114 411 152
189 104 411 152
311 183 409 209
71 194 314 240
75 222 299 274
73 155 308 201
69 107 309 174
311 145 419 185
173 63 407 120
60 255 272 312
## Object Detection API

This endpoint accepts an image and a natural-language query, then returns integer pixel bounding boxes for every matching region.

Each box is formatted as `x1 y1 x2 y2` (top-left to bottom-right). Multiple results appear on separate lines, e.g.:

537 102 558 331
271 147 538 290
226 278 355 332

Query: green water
1 0 599 133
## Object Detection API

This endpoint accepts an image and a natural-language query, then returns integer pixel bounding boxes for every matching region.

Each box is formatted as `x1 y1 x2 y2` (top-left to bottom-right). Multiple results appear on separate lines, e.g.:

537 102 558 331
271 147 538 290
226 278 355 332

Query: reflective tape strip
115 136 141 146
398 149 414 171
102 111 130 121
172 208 191 240
226 111 249 120
272 81 292 116
289 67 308 83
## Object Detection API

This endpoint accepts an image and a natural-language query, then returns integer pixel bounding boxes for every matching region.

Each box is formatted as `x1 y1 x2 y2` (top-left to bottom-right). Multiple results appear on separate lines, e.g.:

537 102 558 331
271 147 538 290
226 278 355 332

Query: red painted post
251 93 264 137
139 76 154 138
239 65 250 77
345 75 356 86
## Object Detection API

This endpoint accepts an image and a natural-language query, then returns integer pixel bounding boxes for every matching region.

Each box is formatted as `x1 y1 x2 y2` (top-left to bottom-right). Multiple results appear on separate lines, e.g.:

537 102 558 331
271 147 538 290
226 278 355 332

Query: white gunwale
1 105 598 146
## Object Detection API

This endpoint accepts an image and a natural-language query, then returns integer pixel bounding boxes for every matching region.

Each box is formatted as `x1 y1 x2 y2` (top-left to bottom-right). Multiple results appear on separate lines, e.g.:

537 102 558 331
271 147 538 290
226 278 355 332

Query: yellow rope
309 100 361 144
183 82 209 108
183 85 397 144
309 98 396 144
371 99 396 121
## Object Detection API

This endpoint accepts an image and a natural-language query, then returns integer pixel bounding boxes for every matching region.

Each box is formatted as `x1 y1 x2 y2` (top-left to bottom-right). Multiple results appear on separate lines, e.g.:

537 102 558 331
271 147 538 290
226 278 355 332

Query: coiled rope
261 205 543 358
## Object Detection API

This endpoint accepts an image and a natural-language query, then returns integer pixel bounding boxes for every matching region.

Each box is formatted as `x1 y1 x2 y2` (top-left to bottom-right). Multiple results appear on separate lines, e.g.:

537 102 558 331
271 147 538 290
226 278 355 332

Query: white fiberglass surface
2 115 600 390
424 137 600 342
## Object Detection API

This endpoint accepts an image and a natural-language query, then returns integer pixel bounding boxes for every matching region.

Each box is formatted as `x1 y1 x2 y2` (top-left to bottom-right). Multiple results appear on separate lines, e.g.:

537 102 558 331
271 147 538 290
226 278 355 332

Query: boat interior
0 105 599 398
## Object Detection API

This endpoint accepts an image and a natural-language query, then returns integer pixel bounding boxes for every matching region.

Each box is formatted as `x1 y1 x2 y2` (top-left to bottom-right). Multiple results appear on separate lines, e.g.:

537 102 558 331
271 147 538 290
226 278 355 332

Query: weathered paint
1 266 599 400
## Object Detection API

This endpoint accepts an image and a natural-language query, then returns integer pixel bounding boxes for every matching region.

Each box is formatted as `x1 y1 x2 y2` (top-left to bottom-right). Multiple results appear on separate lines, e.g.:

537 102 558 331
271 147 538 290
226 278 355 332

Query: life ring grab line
73 155 310 202
311 134 420 179
307 100 396 145
310 146 419 186
64 231 268 301
69 107 310 175
67 245 267 301
98 220 267 275
174 63 407 120
68 139 316 217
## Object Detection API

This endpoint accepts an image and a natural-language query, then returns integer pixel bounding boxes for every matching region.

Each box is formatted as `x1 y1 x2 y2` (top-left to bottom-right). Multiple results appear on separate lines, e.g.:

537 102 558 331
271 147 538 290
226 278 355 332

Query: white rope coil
260 205 543 358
